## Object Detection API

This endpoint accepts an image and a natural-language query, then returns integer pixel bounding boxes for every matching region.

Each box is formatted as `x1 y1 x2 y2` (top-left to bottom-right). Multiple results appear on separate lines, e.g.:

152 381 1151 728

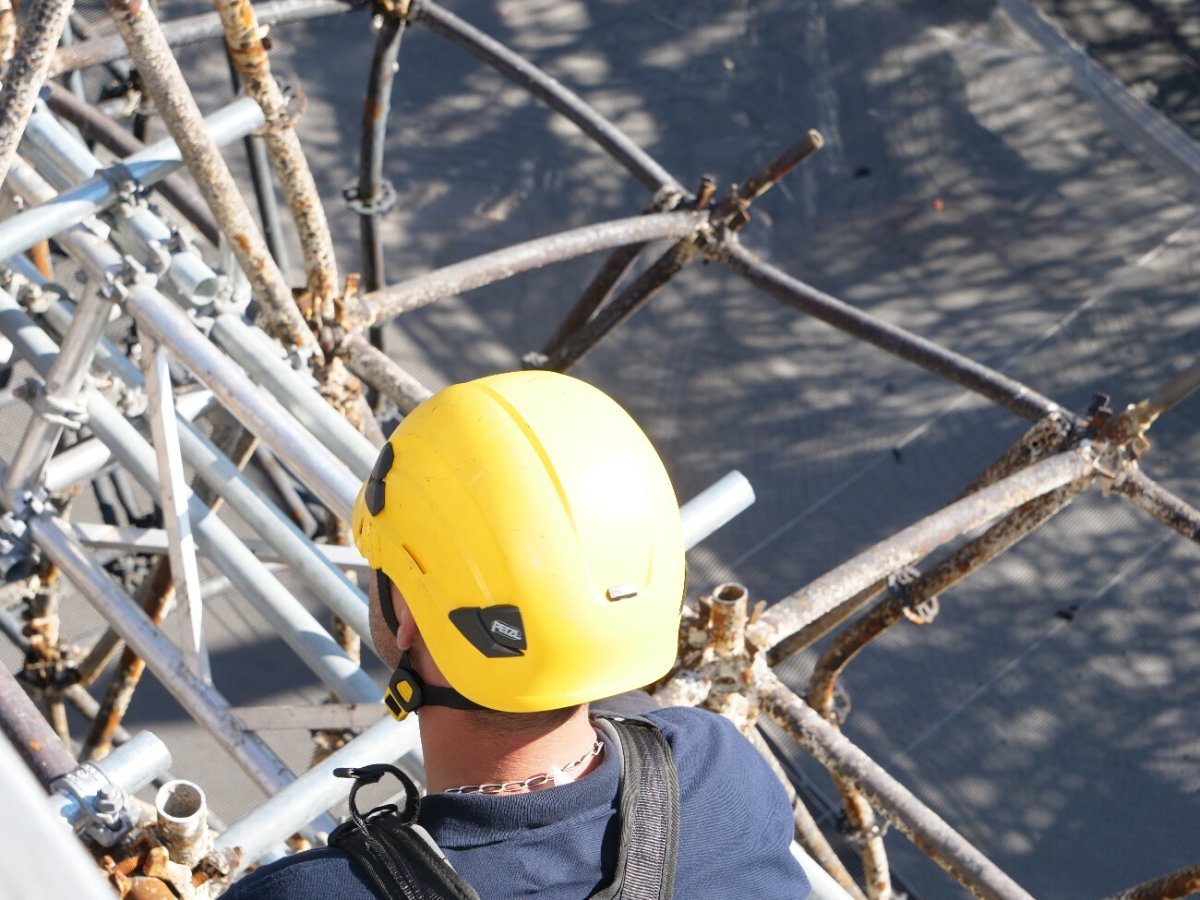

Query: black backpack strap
591 716 680 900
329 764 479 900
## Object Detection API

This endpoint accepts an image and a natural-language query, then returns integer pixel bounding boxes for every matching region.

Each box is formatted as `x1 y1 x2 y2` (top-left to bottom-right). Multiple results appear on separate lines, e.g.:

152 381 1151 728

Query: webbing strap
593 716 679 900
330 717 679 900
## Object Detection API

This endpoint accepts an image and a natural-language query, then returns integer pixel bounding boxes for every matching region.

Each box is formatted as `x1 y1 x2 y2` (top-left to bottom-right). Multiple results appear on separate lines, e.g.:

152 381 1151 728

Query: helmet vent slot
403 544 427 575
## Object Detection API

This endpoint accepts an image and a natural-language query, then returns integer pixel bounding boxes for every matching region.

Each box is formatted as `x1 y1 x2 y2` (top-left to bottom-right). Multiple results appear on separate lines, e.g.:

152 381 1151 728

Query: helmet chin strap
376 571 486 721
384 652 487 721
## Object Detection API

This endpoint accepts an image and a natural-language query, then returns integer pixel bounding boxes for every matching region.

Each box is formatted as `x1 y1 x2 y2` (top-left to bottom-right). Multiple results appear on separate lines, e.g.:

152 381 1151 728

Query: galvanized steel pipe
216 715 420 872
0 97 262 262
124 286 362 520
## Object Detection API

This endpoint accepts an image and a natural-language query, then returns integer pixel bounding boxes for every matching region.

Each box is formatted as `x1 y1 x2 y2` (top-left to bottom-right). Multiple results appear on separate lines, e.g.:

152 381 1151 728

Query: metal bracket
0 511 35 582
344 179 398 217
50 765 135 848
96 162 146 218
888 565 939 626
18 379 88 431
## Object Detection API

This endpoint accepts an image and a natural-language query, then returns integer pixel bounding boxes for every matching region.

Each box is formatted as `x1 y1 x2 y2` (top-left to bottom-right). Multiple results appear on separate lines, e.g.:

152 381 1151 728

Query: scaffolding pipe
806 479 1090 900
1115 469 1200 545
539 190 682 361
24 512 304 798
681 471 756 551
355 10 407 294
357 211 703 326
750 446 1097 650
124 286 362 520
0 291 377 702
0 97 263 262
216 0 340 307
216 714 420 872
39 301 374 643
1104 863 1200 900
413 0 683 195
212 315 378 477
1 283 115 514
50 0 357 77
0 0 74 189
41 81 221 247
0 730 115 900
718 239 1060 423
0 664 76 785
758 670 1034 900
546 235 704 372
342 333 434 415
104 0 319 357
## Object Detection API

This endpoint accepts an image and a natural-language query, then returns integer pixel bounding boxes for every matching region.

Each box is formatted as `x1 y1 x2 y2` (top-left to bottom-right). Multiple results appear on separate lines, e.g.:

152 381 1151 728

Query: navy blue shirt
223 706 810 898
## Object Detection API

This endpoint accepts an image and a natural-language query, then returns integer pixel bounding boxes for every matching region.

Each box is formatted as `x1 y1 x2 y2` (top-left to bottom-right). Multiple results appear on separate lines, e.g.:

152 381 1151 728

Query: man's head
353 371 685 719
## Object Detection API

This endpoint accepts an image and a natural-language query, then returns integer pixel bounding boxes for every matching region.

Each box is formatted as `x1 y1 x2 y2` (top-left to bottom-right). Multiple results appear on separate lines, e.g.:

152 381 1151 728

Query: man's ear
389 582 419 651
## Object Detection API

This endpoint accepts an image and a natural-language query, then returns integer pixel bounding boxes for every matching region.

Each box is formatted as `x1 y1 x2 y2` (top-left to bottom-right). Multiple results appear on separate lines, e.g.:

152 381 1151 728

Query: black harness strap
592 716 679 900
329 716 679 900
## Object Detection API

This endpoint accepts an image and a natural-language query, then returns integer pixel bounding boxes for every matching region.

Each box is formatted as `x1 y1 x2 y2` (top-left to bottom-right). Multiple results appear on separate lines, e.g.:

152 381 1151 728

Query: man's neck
417 704 599 794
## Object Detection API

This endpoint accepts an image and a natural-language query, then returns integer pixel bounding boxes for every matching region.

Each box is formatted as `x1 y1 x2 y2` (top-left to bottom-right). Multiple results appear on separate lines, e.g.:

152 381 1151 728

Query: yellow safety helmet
353 371 685 715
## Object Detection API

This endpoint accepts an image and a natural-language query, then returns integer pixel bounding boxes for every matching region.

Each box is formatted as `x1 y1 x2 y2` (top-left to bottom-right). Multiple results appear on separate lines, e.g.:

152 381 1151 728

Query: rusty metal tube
743 725 865 899
156 779 213 867
808 477 1091 714
82 560 174 761
709 583 749 659
538 190 683 360
356 10 407 294
718 239 1059 423
751 446 1097 650
545 236 704 372
50 0 356 76
759 670 1034 900
216 0 339 308
358 211 702 326
413 0 682 195
1104 863 1200 900
0 0 74 189
103 0 320 358
342 333 434 414
0 664 76 785
801 477 1090 899
1115 469 1200 544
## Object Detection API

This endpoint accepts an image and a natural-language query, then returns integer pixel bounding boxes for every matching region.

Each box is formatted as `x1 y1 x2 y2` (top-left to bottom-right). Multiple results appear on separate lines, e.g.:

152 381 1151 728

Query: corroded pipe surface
358 211 703 326
743 725 865 899
545 236 703 372
414 0 683 195
104 0 320 358
50 0 356 76
759 671 1034 900
1104 863 1200 900
0 664 76 785
1116 469 1200 544
342 333 434 415
0 0 75 188
752 447 1096 650
356 9 407 293
718 239 1059 423
539 189 683 360
808 476 1091 716
216 0 339 310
